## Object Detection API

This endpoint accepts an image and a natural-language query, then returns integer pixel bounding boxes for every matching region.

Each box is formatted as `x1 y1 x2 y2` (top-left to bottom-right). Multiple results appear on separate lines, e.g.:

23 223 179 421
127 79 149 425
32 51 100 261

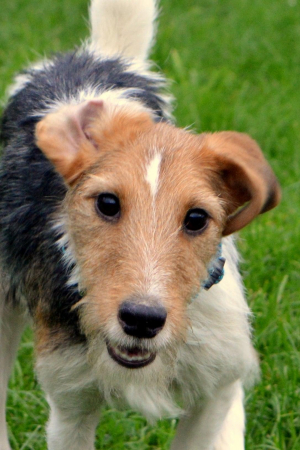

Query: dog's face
36 100 280 376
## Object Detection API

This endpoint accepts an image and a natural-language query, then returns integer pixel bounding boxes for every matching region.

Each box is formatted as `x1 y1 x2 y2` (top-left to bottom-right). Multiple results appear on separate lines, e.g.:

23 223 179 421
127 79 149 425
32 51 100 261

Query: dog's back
0 1 280 450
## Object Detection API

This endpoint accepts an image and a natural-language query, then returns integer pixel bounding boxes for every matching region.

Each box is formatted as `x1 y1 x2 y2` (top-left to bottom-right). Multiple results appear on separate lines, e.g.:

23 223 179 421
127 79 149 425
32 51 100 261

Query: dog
0 0 281 449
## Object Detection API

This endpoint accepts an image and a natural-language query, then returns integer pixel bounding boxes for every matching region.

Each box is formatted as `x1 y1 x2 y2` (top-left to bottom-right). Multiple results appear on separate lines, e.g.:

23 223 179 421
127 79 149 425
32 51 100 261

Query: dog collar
202 243 225 290
189 244 225 303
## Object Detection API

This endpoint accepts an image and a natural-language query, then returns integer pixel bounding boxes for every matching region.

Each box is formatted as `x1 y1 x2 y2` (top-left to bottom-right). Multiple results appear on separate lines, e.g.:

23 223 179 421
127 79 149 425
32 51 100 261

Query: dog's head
36 99 280 389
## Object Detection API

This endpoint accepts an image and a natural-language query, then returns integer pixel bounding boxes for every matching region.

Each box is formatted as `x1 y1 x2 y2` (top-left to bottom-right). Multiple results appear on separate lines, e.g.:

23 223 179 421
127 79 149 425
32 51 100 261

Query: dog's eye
183 208 209 234
95 193 121 221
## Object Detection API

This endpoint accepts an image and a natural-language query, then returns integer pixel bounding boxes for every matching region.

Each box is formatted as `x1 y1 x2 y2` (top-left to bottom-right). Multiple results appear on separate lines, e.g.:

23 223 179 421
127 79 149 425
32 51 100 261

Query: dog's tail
89 0 157 61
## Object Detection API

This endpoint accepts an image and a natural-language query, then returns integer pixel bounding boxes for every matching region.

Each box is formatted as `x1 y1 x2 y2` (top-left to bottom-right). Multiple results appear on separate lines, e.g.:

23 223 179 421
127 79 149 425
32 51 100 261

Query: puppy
0 0 280 449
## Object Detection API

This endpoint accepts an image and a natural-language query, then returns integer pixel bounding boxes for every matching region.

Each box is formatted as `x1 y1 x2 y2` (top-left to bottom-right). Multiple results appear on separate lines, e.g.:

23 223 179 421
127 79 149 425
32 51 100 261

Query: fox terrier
0 0 281 449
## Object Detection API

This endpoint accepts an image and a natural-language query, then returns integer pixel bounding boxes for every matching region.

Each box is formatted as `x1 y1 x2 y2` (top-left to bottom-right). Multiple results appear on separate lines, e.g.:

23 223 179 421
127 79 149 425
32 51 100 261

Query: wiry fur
0 1 280 449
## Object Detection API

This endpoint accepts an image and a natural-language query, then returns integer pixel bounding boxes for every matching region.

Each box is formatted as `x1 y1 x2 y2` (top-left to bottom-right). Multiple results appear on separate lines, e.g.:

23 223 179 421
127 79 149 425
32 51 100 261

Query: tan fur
35 310 72 353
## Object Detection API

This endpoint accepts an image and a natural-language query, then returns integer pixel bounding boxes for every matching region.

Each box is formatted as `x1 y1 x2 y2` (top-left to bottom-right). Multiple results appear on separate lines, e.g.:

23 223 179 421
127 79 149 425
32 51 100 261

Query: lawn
1 0 300 448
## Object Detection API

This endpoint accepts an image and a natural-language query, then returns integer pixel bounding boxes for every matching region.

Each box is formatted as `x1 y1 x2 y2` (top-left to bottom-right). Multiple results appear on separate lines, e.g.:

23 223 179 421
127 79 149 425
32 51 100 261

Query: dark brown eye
184 208 209 234
95 193 120 221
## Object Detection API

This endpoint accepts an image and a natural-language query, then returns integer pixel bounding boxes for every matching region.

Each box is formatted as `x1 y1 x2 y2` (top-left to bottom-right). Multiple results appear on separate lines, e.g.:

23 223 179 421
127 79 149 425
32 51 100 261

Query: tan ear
203 132 281 236
35 100 104 184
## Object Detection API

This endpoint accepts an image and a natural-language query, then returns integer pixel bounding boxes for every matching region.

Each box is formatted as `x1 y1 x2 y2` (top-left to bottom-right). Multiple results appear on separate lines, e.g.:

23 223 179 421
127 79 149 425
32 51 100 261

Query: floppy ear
35 100 104 184
35 100 155 184
204 132 281 236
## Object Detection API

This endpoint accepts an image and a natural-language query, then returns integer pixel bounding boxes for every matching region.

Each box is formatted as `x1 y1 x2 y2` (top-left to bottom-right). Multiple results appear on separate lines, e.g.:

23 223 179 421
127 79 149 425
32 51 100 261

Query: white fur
47 403 99 450
170 381 243 450
7 74 32 98
214 382 245 450
7 60 53 98
89 0 157 60
145 152 162 197
36 346 101 450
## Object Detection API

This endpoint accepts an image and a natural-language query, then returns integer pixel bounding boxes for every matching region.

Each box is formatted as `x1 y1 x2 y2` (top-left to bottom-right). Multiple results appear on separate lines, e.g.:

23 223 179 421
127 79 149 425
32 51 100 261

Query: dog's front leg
36 346 101 450
46 397 100 450
171 381 244 450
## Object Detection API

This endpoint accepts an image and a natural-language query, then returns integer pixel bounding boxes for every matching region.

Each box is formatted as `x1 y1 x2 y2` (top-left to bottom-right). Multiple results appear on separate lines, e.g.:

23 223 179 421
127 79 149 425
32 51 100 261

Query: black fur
0 50 168 345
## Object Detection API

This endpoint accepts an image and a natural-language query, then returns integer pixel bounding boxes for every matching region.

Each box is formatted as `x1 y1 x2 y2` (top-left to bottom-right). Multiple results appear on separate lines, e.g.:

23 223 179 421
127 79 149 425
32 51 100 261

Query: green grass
1 0 300 448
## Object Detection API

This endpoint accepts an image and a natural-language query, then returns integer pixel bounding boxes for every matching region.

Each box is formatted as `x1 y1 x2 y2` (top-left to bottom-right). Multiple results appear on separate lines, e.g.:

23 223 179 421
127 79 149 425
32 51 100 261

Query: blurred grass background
1 0 300 448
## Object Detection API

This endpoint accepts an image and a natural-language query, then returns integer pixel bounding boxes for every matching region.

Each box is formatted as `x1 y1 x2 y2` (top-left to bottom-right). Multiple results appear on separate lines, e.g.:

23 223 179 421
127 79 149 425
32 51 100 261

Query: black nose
118 301 167 338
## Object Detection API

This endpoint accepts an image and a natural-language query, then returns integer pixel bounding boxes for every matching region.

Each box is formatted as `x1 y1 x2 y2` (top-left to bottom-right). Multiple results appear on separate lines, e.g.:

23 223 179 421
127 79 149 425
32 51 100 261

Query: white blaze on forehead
145 152 162 197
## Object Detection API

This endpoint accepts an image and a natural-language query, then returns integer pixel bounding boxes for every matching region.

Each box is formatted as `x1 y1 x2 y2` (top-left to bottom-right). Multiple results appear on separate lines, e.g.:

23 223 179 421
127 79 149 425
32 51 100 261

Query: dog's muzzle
106 300 166 368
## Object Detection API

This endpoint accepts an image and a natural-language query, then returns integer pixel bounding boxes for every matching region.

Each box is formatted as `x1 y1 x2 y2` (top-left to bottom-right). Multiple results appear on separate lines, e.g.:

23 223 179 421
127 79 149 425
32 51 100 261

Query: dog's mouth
106 342 156 369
